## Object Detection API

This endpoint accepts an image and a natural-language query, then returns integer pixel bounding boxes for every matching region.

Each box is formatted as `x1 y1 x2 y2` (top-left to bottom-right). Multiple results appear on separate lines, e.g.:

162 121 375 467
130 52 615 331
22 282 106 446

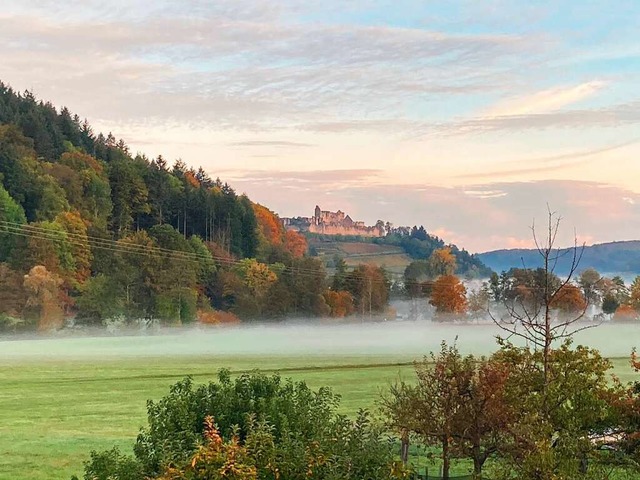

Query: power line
0 221 393 286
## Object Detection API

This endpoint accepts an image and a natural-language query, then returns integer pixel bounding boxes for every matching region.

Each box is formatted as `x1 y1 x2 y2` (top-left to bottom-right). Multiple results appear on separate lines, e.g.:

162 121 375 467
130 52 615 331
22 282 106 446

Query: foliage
1 83 326 329
324 290 355 317
23 265 64 331
491 341 618 479
158 417 257 480
80 371 405 480
427 247 457 277
344 264 389 316
0 183 27 261
550 283 587 315
382 342 512 478
429 275 467 317
613 305 639 322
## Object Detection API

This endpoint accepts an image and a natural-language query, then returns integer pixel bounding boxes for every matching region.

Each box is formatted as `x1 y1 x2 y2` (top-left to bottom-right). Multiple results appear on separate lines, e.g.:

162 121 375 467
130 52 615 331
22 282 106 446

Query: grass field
0 323 638 480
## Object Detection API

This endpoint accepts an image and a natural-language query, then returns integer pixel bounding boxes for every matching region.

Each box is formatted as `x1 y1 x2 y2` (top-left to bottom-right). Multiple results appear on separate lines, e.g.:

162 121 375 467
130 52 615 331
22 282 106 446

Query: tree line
0 82 400 331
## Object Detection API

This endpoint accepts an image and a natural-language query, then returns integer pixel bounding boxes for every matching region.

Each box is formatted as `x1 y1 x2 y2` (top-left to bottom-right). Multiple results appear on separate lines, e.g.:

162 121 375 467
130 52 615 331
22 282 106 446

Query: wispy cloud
434 99 640 136
456 139 640 180
481 81 607 117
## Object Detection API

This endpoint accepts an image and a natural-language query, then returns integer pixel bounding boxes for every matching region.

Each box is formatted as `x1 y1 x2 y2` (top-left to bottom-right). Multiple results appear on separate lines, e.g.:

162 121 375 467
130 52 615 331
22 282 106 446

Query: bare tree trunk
442 435 450 480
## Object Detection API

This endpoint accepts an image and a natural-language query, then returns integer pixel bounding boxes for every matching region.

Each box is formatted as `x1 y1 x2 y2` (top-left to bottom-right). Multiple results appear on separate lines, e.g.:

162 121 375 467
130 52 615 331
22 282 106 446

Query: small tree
429 275 467 319
490 208 592 396
427 247 457 277
382 343 513 479
23 265 64 331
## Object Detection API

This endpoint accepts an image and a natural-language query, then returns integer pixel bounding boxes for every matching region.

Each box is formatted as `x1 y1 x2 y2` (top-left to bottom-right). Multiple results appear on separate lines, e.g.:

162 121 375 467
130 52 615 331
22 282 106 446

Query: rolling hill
478 240 640 276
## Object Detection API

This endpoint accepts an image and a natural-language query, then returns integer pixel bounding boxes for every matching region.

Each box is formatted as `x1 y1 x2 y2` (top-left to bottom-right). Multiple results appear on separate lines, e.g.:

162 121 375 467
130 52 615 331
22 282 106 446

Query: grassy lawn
0 354 418 480
0 330 637 479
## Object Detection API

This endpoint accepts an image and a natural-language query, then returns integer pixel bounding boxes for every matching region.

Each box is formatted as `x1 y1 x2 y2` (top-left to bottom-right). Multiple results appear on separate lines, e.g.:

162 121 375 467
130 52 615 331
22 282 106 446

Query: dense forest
0 82 489 331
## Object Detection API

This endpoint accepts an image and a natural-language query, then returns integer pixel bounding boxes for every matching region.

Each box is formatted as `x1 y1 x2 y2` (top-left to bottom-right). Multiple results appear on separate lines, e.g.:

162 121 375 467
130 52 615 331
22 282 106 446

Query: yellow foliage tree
427 247 457 277
56 211 92 284
23 265 64 331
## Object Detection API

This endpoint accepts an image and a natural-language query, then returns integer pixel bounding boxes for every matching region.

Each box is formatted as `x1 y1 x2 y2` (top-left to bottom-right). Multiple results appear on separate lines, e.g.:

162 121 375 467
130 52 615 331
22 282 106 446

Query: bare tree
490 208 596 393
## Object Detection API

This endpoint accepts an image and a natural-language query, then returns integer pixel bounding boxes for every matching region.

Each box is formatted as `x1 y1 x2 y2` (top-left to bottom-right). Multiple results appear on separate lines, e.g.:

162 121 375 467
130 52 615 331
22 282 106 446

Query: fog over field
0 321 637 361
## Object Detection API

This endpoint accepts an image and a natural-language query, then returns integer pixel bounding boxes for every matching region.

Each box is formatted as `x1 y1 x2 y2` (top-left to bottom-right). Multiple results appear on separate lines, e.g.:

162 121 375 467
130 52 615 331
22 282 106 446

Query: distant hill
478 241 640 276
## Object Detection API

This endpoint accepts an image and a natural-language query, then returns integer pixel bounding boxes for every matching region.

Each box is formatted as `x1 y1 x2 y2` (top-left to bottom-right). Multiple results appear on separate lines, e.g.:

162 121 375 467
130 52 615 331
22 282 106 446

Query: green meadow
0 323 637 479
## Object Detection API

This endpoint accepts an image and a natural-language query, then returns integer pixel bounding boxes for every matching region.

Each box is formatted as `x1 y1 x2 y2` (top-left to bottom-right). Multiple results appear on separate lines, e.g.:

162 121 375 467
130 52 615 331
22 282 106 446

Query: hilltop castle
282 206 385 237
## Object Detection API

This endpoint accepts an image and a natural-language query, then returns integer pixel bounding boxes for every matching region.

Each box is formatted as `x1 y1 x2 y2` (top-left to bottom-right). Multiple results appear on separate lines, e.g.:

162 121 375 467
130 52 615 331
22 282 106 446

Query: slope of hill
0 81 327 328
478 240 640 275
307 230 492 278
308 239 413 275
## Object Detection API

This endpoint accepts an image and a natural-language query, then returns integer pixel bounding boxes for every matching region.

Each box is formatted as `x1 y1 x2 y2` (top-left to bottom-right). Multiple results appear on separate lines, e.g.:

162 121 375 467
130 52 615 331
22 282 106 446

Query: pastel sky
3 0 640 252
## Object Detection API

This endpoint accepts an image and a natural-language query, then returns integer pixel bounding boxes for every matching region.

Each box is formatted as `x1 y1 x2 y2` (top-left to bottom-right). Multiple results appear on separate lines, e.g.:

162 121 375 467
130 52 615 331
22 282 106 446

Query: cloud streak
481 81 607 117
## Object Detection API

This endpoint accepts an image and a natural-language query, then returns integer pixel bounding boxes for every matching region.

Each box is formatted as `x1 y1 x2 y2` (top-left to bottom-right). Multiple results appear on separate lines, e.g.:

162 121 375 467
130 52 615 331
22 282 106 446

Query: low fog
0 315 637 361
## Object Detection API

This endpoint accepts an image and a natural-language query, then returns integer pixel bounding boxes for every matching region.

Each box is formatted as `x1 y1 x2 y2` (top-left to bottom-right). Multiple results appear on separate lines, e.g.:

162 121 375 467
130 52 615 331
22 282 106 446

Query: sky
2 0 640 253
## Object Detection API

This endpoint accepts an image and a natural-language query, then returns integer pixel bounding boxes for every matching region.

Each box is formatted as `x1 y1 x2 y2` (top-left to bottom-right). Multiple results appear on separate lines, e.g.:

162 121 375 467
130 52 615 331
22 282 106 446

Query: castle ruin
282 206 385 237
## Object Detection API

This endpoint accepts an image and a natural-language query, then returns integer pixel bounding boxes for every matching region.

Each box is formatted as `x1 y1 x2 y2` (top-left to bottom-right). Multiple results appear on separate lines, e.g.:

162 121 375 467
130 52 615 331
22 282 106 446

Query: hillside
478 240 640 275
307 229 492 278
308 239 413 276
0 82 338 329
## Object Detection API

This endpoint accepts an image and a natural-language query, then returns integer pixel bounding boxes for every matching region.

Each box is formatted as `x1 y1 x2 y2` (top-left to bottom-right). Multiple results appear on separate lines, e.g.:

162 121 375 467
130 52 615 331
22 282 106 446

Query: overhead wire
0 220 395 286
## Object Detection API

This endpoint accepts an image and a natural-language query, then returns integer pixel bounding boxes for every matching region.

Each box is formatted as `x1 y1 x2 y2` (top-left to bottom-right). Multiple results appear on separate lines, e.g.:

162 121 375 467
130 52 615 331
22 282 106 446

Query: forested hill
478 240 640 276
0 82 259 256
0 82 321 329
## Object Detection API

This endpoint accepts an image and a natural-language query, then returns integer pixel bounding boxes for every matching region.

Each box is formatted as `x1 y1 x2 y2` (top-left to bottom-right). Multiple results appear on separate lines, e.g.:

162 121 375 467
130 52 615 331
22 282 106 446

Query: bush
79 371 406 480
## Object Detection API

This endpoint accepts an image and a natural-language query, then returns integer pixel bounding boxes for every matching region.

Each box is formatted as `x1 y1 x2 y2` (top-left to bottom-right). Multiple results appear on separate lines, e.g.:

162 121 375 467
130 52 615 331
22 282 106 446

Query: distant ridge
477 240 640 275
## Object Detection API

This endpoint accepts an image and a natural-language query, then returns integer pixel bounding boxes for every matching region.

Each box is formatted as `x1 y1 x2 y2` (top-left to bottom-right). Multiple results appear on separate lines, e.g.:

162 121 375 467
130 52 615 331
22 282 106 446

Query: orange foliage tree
550 283 587 315
252 204 284 246
613 304 639 322
324 290 355 317
284 230 307 258
429 275 467 317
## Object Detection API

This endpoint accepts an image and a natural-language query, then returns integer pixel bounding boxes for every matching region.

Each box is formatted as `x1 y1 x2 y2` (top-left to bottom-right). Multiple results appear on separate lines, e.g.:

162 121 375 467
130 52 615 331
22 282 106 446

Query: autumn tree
613 304 639 322
158 417 257 480
467 285 490 321
228 259 279 317
429 275 467 318
427 247 457 277
56 211 92 284
324 290 355 317
550 283 587 317
492 342 616 478
383 343 513 479
0 183 27 261
23 265 64 331
283 230 307 258
0 263 27 329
